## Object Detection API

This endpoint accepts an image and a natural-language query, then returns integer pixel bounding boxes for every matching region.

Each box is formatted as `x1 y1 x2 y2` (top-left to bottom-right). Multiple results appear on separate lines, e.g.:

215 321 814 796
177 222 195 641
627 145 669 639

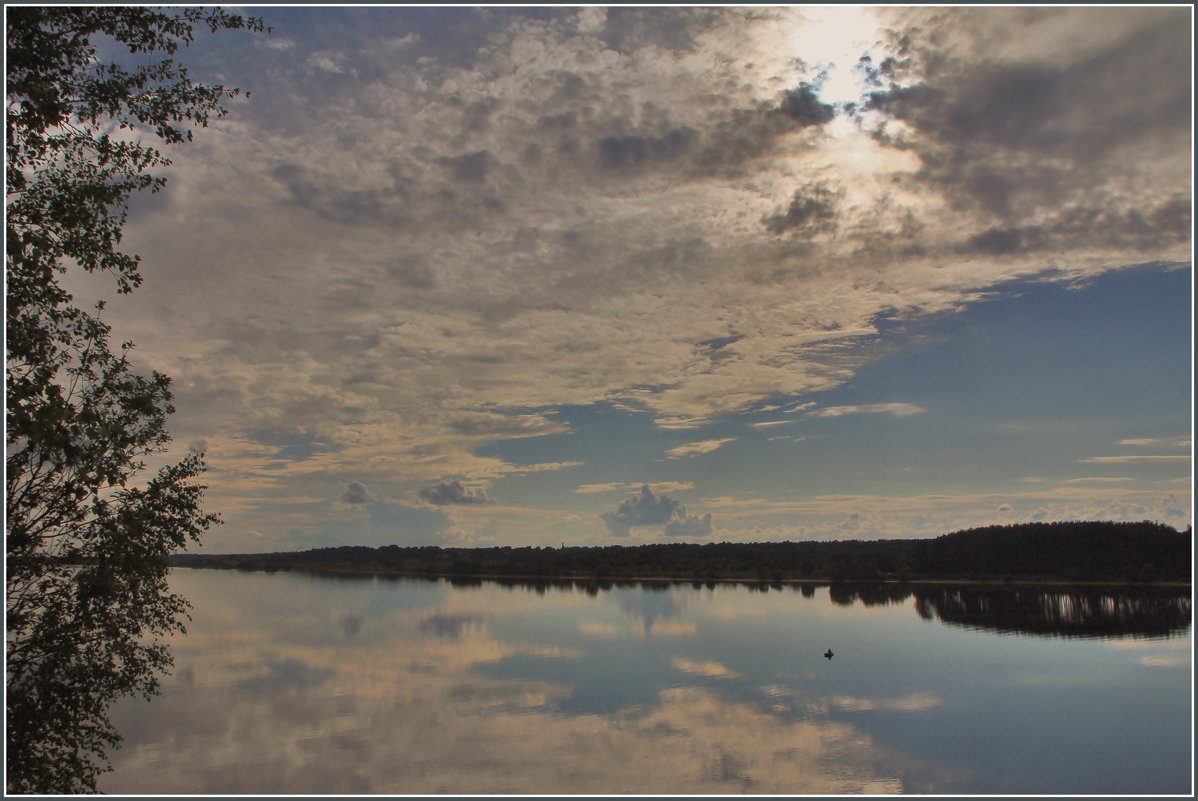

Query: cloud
260 37 296 52
597 129 698 172
860 7 1190 253
830 693 941 713
672 657 740 680
776 84 837 128
419 480 492 506
446 412 570 439
1138 655 1188 669
340 481 378 504
1118 437 1191 448
437 150 495 184
665 438 737 459
664 512 714 538
1080 456 1190 464
418 613 484 640
652 417 712 431
96 8 1189 549
306 51 355 76
601 484 713 538
762 180 842 236
576 481 695 495
810 403 927 419
602 485 683 533
501 461 585 476
576 483 631 495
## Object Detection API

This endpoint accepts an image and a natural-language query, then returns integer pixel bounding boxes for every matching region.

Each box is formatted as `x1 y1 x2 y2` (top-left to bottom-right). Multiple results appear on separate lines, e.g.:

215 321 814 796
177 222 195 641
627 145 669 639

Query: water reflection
911 585 1192 639
828 582 914 607
103 572 911 794
439 576 1192 640
99 570 1191 794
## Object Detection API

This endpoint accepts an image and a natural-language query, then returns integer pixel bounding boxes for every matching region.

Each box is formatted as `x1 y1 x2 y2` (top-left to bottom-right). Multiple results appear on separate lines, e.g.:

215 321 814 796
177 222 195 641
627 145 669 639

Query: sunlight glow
790 6 882 105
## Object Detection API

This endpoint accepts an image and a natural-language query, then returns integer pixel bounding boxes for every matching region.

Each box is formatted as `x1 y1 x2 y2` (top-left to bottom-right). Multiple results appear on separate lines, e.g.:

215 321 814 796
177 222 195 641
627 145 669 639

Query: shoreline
172 564 1192 590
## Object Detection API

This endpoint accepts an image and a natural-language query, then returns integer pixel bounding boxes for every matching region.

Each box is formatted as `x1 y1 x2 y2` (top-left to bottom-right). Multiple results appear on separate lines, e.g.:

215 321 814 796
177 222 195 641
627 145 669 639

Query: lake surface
101 569 1192 795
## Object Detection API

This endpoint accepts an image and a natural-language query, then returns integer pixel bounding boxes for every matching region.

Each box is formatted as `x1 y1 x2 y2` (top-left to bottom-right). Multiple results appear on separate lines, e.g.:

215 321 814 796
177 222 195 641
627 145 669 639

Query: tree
6 8 265 793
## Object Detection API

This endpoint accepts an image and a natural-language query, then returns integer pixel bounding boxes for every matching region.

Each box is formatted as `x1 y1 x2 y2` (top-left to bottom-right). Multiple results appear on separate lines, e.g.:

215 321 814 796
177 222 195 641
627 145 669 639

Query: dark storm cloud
419 480 491 506
340 481 377 504
601 485 713 538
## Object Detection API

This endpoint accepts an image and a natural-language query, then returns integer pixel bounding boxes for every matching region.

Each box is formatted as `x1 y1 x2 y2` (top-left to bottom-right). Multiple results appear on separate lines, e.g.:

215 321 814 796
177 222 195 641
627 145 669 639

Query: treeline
169 521 1191 584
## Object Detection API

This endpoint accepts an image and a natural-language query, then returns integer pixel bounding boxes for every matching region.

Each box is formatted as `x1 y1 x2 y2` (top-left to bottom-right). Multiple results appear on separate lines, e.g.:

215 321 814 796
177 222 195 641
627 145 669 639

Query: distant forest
170 521 1192 584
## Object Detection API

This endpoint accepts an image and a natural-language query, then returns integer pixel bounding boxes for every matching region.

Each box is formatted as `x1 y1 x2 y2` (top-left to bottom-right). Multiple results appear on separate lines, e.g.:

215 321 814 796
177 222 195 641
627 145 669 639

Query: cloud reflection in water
102 571 913 794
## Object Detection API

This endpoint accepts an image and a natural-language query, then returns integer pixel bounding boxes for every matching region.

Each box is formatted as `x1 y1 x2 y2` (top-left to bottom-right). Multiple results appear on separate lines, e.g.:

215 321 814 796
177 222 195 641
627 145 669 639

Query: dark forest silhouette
171 520 1191 585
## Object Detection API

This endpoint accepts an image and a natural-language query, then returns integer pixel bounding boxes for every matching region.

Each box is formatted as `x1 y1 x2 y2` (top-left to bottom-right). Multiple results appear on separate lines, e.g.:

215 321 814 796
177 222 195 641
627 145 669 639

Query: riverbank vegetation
170 520 1191 585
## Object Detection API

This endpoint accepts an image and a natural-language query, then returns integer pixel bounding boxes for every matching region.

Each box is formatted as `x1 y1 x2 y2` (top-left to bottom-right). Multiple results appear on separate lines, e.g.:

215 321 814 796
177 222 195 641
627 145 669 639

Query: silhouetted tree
6 8 264 792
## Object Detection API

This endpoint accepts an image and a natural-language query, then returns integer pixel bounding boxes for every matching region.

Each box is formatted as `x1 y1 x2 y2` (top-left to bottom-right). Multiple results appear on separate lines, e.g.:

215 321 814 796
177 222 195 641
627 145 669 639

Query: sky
80 6 1192 552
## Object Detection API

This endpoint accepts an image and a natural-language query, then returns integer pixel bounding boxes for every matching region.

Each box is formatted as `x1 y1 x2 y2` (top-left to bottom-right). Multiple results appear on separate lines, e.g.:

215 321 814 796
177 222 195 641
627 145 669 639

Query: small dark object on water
824 649 834 660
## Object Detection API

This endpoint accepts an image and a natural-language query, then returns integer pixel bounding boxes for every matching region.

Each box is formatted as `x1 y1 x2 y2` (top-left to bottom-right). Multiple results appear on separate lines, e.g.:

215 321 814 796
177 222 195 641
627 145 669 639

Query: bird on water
824 648 834 660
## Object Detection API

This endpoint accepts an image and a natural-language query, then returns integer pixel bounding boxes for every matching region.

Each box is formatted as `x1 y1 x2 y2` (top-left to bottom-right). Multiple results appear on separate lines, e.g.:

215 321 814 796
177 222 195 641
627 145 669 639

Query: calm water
101 569 1192 795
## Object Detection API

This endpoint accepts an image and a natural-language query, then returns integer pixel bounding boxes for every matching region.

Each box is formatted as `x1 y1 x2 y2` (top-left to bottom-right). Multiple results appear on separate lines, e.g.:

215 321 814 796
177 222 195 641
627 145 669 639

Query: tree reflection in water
910 586 1192 639
452 576 1191 640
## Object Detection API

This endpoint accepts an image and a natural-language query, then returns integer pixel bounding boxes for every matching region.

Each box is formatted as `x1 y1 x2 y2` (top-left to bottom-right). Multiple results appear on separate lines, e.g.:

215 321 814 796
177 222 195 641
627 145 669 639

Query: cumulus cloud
835 512 884 536
340 481 378 504
664 512 714 538
602 485 683 534
419 480 492 506
601 485 714 538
